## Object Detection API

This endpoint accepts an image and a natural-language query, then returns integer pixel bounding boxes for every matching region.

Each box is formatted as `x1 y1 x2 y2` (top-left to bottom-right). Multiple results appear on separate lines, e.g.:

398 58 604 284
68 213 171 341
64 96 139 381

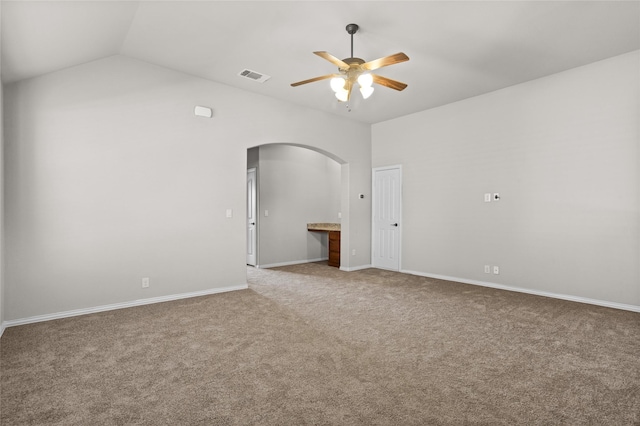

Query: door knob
250 222 256 225
392 223 398 227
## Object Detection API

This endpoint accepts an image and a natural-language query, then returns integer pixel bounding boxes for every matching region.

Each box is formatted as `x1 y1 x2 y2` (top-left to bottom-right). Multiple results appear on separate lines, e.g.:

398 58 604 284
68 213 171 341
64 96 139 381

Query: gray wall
257 144 341 267
3 55 371 321
372 51 640 308
247 146 259 170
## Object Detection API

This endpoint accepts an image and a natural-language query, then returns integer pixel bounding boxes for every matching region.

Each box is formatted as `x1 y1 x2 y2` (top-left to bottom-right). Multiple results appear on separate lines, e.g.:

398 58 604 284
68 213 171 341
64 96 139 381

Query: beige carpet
1 262 639 425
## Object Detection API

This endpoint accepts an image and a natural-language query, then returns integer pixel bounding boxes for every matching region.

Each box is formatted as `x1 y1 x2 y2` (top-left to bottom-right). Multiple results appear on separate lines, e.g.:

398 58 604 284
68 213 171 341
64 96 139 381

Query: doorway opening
247 144 345 269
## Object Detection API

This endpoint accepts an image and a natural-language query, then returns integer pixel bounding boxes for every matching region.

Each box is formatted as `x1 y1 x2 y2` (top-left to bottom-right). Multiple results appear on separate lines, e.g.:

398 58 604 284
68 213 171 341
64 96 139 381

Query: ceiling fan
291 23 409 102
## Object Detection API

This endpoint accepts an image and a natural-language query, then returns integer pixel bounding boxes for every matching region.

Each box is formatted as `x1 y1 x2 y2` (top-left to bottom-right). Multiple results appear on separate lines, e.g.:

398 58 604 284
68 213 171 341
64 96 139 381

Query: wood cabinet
328 231 341 268
307 223 341 268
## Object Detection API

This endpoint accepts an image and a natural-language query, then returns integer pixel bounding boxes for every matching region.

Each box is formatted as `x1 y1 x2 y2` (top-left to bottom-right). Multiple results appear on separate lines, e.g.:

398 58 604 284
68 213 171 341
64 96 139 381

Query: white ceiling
2 1 639 124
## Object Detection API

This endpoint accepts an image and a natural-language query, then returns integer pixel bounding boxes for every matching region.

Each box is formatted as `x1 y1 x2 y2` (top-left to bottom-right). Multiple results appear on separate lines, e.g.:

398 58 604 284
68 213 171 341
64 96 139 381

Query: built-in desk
307 223 341 267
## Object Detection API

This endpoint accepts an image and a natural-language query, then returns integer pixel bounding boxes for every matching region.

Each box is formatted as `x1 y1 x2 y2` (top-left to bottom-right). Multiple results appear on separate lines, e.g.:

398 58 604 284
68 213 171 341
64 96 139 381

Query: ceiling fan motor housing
339 57 365 73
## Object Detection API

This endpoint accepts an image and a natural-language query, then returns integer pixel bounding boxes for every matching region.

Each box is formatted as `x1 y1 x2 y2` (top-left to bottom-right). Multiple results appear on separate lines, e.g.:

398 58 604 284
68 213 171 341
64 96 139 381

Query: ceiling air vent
238 69 271 83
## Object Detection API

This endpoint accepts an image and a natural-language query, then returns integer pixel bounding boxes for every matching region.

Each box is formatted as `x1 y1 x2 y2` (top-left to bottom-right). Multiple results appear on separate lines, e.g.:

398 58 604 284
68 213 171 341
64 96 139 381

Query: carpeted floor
1 262 639 425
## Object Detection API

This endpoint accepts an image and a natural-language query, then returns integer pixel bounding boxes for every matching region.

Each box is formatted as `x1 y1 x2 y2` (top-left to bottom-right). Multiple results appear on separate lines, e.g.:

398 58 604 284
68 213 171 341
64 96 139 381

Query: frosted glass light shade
330 77 346 92
335 89 349 102
357 73 373 88
360 86 374 99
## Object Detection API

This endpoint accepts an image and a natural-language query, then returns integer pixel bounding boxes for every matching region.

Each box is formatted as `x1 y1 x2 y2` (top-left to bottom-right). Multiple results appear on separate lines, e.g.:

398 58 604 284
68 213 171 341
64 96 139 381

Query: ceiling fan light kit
291 23 409 104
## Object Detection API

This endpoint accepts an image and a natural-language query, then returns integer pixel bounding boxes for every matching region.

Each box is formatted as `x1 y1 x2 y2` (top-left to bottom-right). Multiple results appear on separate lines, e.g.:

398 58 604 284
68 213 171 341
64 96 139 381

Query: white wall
3 55 371 321
372 51 640 308
257 144 341 267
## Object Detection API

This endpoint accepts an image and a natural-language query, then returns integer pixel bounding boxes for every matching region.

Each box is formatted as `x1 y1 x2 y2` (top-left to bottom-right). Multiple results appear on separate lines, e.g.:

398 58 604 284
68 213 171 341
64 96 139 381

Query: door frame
246 167 258 266
371 165 402 271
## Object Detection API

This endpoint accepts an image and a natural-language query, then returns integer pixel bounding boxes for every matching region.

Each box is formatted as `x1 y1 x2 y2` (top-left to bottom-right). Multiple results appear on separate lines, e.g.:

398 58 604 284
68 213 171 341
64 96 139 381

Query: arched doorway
247 143 345 268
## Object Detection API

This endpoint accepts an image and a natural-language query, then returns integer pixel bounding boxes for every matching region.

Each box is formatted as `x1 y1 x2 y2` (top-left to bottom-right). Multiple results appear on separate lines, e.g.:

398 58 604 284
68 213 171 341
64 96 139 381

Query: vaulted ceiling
2 1 639 124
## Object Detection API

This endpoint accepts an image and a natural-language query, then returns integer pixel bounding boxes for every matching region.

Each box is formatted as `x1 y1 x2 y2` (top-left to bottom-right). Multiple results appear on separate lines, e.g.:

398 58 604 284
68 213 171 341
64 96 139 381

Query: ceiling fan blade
314 51 350 69
362 52 409 71
372 74 408 91
291 74 340 87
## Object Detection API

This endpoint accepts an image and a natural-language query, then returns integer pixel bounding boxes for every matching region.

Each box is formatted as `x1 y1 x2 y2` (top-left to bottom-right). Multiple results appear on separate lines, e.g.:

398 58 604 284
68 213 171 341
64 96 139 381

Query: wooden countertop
307 223 341 232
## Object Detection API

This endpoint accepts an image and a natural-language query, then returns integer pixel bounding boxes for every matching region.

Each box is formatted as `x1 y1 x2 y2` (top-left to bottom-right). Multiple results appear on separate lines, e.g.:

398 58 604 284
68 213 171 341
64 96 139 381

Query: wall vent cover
238 69 271 83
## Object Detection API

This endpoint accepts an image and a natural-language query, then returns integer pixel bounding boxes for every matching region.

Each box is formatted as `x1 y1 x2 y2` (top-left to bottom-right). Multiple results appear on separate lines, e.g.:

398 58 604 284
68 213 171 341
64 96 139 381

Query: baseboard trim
1 284 249 330
341 264 373 272
401 269 640 313
258 258 328 269
258 259 372 272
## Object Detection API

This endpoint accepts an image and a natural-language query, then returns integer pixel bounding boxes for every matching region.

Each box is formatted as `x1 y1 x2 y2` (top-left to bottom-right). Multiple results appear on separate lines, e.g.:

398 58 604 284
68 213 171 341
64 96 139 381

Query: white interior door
247 168 257 266
372 166 401 270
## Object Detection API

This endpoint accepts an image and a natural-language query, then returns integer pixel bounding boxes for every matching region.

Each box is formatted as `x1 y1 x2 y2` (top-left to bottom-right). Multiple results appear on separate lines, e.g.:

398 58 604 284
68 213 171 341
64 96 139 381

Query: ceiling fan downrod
346 23 359 59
